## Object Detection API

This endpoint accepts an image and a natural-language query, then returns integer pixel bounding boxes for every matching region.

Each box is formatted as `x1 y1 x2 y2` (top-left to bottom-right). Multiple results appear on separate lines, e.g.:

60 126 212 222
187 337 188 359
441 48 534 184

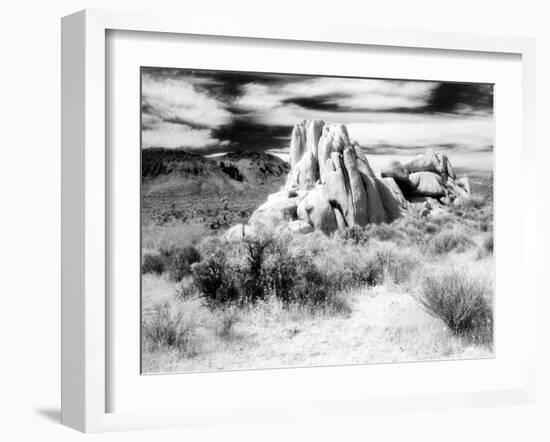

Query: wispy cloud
236 78 438 113
141 68 494 174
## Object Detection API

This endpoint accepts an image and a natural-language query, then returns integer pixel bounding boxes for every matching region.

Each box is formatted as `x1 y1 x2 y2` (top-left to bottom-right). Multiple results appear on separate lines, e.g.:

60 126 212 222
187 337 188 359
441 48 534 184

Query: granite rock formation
223 120 470 239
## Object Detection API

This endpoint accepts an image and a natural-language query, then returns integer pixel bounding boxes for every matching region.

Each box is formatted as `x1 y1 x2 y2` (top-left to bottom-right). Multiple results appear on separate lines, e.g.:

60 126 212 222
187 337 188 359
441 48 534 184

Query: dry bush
141 253 166 275
193 233 349 314
430 229 475 254
414 268 492 338
192 247 240 309
368 240 422 285
454 195 487 211
313 242 383 290
160 245 201 282
142 303 200 356
476 232 494 260
215 308 241 341
339 224 407 245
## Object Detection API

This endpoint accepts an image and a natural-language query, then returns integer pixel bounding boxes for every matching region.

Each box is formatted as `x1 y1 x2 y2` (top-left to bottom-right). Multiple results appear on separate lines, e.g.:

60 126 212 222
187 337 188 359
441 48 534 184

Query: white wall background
0 1 547 441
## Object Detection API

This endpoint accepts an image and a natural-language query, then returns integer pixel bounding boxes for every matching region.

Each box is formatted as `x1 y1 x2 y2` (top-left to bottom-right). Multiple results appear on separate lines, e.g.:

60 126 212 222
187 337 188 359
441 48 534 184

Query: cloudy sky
141 68 494 175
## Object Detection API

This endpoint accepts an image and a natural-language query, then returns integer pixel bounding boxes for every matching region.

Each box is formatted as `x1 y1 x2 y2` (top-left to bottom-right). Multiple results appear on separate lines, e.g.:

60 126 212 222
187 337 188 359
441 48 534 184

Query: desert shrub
142 303 199 356
476 232 494 260
317 245 384 289
174 277 198 301
390 216 430 249
368 241 421 284
414 268 492 337
324 292 353 316
282 256 332 308
194 233 346 313
239 235 274 304
454 195 486 211
261 237 334 308
161 245 201 281
430 229 475 254
215 308 240 341
364 223 407 244
192 248 240 309
339 225 368 244
141 253 166 275
340 223 406 246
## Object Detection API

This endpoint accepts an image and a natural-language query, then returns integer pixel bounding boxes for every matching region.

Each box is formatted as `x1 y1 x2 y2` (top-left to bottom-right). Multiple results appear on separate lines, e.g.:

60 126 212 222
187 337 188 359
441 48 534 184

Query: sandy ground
142 275 493 374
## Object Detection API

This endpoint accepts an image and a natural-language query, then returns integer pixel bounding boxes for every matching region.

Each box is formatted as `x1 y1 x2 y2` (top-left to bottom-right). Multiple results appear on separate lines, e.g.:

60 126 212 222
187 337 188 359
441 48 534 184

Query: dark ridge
219 162 245 181
142 148 211 179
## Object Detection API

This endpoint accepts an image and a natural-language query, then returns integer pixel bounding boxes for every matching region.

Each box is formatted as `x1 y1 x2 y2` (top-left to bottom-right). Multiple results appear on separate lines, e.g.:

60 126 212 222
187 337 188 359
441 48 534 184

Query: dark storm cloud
212 119 291 151
282 94 347 112
423 83 493 114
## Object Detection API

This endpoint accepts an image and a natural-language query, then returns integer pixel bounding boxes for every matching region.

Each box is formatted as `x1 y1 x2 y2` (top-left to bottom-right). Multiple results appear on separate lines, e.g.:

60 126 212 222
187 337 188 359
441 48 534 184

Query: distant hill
141 148 290 224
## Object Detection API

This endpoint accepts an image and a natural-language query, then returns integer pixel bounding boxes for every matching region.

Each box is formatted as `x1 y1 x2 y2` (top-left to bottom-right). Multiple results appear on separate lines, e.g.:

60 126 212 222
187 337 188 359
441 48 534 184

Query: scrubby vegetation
142 190 494 373
142 245 201 281
141 253 166 276
430 229 475 254
414 268 493 341
142 303 199 357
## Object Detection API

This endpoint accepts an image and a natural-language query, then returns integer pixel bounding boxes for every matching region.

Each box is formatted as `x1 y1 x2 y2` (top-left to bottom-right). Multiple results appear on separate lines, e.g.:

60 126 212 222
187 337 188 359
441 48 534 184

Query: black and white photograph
140 67 494 374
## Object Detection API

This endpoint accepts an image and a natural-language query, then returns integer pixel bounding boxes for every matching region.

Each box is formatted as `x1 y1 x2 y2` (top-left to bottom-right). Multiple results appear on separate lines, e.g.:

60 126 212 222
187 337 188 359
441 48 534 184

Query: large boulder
223 223 253 241
353 145 388 224
379 177 408 221
323 153 350 218
289 123 307 168
381 159 409 182
249 194 298 231
286 150 318 190
277 219 314 235
439 153 456 180
318 124 350 182
342 147 369 226
408 171 446 197
297 185 338 234
403 149 445 176
306 119 325 160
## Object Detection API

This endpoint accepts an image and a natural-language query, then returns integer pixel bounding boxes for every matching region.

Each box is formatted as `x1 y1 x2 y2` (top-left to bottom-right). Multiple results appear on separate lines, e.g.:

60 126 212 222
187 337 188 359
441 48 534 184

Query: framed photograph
61 9 537 432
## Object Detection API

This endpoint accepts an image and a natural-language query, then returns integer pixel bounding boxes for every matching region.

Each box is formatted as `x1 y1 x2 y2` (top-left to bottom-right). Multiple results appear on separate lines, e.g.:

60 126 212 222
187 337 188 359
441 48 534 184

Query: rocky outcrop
380 149 470 204
224 121 470 239
223 223 253 241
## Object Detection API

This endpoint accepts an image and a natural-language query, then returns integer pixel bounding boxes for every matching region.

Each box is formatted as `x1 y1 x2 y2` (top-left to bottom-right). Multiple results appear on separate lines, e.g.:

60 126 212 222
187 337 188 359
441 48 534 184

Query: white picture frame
61 9 537 433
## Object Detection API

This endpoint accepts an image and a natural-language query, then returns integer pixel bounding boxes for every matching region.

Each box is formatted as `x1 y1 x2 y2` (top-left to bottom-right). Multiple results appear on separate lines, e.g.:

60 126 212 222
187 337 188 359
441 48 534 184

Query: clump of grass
313 241 383 290
430 229 475 254
454 195 487 211
142 303 199 356
161 245 201 281
174 277 198 301
215 308 241 341
368 241 421 285
476 232 494 260
414 268 492 339
141 253 166 275
339 223 407 246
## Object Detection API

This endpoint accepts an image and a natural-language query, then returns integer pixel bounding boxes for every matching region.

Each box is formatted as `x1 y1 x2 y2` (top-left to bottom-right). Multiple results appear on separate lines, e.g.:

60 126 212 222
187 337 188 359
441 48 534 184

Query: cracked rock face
224 121 470 239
